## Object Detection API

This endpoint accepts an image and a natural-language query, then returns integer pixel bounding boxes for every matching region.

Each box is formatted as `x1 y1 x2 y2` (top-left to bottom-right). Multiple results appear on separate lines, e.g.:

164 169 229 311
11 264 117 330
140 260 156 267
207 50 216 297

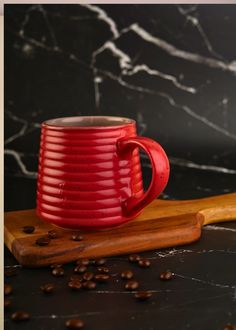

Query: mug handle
117 136 170 217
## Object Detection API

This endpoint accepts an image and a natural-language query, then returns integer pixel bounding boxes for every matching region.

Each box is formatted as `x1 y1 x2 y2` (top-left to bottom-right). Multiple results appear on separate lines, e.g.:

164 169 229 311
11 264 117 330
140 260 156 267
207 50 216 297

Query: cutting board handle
139 193 236 225
187 193 236 225
198 203 236 225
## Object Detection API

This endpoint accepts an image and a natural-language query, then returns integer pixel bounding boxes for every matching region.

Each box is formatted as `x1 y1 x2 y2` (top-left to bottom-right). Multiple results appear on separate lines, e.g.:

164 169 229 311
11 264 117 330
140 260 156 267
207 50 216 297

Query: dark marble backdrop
4 4 236 211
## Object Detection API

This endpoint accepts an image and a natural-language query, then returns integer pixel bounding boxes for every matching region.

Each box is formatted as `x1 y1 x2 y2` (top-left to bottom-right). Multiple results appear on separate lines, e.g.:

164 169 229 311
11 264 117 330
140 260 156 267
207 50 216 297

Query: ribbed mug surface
36 117 144 229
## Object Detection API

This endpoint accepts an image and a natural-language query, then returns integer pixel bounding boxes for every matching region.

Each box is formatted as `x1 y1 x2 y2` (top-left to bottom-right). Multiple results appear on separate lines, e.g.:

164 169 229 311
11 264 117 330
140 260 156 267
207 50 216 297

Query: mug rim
42 116 136 130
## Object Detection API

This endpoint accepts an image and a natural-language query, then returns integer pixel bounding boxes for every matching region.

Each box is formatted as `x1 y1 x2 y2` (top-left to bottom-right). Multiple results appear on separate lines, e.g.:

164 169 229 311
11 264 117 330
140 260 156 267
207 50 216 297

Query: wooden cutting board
4 193 236 267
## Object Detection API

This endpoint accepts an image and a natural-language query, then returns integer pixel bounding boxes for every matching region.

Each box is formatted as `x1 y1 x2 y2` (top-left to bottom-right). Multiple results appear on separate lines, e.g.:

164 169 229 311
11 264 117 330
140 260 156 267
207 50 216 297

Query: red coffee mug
36 116 170 230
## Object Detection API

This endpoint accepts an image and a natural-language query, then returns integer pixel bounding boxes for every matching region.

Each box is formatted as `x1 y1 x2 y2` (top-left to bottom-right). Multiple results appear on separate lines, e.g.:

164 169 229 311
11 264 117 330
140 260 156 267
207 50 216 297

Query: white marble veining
142 154 236 175
4 264 22 268
93 41 132 70
19 4 40 37
5 149 37 178
204 225 236 233
92 69 236 141
177 5 225 60
154 248 236 259
81 4 119 38
175 273 235 289
128 23 236 73
94 73 103 109
38 4 58 48
5 110 40 145
124 64 197 94
169 157 236 174
4 4 236 190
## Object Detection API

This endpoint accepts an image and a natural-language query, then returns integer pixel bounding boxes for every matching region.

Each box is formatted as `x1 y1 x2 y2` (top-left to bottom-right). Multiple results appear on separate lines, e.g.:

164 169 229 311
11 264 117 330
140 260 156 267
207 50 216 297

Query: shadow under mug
36 116 170 230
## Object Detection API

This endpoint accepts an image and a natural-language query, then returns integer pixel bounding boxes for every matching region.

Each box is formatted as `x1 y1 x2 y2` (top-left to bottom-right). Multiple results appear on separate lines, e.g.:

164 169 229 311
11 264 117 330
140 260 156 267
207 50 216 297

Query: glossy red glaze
36 116 170 230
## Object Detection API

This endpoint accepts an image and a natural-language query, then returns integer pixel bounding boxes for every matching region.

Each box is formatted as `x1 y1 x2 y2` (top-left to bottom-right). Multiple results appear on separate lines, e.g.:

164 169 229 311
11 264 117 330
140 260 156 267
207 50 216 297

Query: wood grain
4 193 236 267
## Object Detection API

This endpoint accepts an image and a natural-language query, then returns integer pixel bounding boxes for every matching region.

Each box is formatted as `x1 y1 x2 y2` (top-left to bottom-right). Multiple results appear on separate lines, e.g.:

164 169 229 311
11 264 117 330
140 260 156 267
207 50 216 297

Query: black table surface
4 167 236 330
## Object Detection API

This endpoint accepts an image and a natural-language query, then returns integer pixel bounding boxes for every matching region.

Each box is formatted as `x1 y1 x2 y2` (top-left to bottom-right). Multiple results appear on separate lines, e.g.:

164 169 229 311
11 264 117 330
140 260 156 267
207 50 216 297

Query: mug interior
44 116 135 128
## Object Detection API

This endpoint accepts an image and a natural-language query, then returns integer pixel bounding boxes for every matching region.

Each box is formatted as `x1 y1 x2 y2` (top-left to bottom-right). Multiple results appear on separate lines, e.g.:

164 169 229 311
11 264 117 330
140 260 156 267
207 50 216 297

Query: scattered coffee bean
134 291 152 301
52 267 64 277
68 280 82 291
11 311 30 322
22 226 35 234
65 318 84 329
70 275 83 282
82 281 97 290
125 280 139 291
83 272 94 281
94 274 110 283
47 230 58 239
138 259 151 268
76 258 90 266
36 236 50 246
5 267 19 277
4 283 13 295
40 283 54 294
159 270 173 281
97 267 109 274
121 270 134 280
74 265 87 274
71 234 83 241
4 299 11 308
94 258 106 266
50 264 63 269
223 324 236 330
128 254 141 263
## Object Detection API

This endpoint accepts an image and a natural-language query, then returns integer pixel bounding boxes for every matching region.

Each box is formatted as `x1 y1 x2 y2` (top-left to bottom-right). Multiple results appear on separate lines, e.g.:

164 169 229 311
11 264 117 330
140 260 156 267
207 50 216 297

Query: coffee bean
97 267 109 274
83 272 94 281
11 311 30 322
159 270 173 281
4 283 13 295
76 258 90 266
70 275 83 282
50 264 63 269
82 281 97 290
128 254 141 263
36 236 50 246
68 280 82 291
94 258 106 266
40 283 54 294
223 324 236 330
47 230 58 239
121 270 134 280
4 299 11 308
22 226 35 234
71 234 83 241
134 291 152 301
138 259 151 268
125 280 139 291
52 267 64 277
94 274 110 283
5 267 19 277
74 265 87 274
65 318 84 329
